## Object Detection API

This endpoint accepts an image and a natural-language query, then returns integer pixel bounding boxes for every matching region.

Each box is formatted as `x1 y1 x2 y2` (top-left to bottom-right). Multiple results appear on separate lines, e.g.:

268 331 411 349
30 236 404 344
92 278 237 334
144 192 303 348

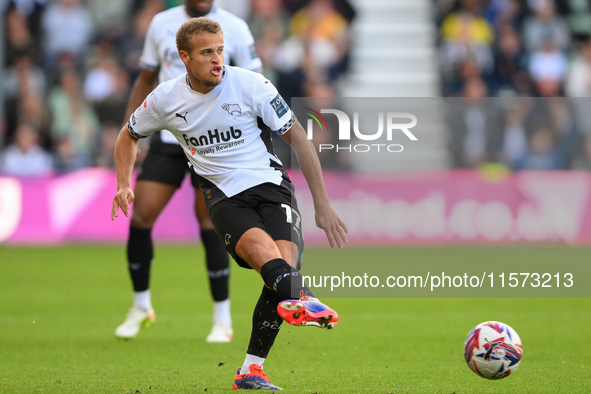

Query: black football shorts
209 181 304 270
136 143 200 188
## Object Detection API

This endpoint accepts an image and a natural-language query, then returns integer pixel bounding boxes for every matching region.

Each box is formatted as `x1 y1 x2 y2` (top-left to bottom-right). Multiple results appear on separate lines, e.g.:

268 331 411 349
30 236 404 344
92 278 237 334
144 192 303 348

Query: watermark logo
304 109 418 153
303 107 329 133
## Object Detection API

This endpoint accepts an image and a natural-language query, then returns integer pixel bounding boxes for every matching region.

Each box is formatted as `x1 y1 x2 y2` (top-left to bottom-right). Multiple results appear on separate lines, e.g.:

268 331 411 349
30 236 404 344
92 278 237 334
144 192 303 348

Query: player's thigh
235 228 283 272
209 199 270 269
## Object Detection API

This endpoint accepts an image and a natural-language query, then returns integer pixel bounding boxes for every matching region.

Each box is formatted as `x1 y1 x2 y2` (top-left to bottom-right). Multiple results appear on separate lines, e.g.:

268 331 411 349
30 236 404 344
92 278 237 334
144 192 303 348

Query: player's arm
123 69 158 122
280 120 348 248
111 124 139 220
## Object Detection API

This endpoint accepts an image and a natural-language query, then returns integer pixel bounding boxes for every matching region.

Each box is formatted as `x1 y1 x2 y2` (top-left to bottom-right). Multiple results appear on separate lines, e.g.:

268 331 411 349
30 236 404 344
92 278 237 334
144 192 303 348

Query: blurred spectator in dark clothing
492 23 530 95
3 54 48 145
5 7 42 66
485 0 525 32
444 55 481 96
3 0 48 43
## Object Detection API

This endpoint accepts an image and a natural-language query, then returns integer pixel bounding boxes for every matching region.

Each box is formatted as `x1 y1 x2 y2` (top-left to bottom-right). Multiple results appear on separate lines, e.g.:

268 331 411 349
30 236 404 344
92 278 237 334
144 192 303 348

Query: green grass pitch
1 244 590 393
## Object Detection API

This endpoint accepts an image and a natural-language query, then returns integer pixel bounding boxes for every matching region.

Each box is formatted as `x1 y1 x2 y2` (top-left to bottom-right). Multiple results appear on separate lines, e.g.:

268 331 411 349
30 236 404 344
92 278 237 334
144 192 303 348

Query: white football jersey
140 5 262 144
128 66 295 199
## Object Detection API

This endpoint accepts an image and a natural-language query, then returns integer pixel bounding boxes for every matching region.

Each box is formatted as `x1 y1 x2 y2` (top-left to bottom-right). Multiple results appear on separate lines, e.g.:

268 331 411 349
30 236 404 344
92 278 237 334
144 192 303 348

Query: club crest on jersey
222 103 242 115
176 111 188 123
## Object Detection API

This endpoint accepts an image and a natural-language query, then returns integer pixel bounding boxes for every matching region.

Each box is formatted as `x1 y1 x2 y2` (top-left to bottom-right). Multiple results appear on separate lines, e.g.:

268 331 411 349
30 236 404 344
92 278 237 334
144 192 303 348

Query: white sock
213 299 231 326
240 354 265 375
133 290 152 311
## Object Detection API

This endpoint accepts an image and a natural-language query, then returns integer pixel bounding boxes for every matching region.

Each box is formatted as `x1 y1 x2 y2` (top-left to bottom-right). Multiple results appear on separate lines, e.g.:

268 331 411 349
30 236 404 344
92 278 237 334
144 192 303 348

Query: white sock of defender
133 290 152 311
240 354 265 375
213 299 231 326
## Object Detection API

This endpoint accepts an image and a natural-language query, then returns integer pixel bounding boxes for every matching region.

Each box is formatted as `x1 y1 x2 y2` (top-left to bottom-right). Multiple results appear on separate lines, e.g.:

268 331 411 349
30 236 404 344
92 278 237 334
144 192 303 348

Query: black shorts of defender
136 134 200 188
209 181 304 270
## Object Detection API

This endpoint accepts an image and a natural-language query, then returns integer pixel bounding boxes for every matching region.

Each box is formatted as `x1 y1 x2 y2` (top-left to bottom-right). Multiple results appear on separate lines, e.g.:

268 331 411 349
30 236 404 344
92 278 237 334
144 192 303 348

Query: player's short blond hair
176 17 222 53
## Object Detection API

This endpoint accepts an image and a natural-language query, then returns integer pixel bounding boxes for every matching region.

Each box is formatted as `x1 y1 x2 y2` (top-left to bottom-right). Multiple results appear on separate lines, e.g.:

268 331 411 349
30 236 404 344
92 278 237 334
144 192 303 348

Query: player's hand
315 206 348 249
111 187 135 220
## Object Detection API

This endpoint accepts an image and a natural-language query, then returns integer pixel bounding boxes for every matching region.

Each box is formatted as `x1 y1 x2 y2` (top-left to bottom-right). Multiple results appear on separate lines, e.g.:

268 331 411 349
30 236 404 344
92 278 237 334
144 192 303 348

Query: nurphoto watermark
303 108 418 153
293 98 446 158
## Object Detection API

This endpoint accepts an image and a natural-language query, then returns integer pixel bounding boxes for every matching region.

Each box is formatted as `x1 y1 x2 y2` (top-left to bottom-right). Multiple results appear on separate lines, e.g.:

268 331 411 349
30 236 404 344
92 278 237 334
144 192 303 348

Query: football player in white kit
112 18 348 390
115 0 263 343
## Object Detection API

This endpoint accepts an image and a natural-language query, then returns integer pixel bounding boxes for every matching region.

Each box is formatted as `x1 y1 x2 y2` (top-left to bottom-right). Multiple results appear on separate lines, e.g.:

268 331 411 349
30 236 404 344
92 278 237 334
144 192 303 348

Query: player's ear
179 50 190 65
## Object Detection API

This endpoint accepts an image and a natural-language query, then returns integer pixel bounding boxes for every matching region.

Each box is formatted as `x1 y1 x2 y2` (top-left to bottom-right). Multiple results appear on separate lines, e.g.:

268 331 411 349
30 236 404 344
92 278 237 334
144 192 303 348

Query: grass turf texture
0 245 590 393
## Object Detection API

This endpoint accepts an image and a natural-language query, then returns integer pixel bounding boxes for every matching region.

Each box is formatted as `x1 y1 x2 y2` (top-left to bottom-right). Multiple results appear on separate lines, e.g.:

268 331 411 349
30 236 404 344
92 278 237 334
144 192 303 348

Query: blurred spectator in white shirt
528 38 567 96
41 0 93 68
0 123 53 177
566 38 591 98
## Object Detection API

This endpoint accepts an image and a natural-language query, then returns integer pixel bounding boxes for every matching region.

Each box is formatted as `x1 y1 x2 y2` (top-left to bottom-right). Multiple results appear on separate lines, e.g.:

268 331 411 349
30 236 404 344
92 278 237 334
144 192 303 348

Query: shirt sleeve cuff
273 112 296 135
127 121 149 139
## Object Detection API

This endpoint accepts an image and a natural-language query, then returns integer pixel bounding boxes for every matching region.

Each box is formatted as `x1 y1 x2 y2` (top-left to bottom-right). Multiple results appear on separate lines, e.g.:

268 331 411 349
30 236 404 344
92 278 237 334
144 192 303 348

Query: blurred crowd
437 0 591 171
6 0 591 178
0 0 355 177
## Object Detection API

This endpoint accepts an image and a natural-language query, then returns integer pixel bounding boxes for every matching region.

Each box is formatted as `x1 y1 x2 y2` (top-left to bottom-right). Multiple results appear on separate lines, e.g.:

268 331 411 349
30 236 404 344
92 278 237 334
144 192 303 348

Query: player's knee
236 230 280 268
130 207 157 228
196 212 215 229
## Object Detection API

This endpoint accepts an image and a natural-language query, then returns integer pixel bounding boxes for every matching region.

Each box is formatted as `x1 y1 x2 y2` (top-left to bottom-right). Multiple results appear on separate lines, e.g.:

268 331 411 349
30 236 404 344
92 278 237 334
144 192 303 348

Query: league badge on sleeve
249 44 258 60
270 93 289 119
135 99 148 116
